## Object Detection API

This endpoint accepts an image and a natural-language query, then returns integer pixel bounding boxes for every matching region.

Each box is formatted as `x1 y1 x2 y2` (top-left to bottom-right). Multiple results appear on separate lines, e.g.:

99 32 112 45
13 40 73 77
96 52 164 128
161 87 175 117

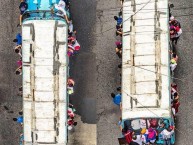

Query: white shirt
160 129 174 139
170 63 177 71
133 135 143 145
176 29 182 38
58 0 66 9
55 1 66 16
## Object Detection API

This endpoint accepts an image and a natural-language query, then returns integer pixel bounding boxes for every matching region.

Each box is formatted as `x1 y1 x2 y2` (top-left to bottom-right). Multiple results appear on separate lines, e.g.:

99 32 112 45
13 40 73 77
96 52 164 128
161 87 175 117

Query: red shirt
173 102 180 113
124 131 132 144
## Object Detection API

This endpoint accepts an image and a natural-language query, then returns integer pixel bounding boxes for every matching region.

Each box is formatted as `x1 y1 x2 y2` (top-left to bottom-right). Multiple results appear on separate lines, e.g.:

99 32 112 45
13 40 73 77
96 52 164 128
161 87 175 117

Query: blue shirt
113 94 121 105
16 33 22 45
17 116 23 123
117 17 122 25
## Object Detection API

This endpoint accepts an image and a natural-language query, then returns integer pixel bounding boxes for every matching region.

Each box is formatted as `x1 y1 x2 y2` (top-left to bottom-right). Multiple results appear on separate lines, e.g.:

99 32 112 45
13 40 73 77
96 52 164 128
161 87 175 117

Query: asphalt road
0 0 22 145
70 0 122 144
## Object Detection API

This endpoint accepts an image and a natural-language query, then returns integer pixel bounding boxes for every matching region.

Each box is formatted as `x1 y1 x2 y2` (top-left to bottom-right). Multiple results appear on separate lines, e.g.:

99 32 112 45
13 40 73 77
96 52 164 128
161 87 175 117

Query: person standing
19 0 28 26
13 33 22 46
160 126 175 145
111 93 121 106
13 116 23 125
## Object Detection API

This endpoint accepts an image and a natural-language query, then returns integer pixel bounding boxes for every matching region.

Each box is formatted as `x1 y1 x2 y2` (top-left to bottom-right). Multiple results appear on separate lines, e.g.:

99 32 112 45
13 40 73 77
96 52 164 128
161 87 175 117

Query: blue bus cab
22 0 70 23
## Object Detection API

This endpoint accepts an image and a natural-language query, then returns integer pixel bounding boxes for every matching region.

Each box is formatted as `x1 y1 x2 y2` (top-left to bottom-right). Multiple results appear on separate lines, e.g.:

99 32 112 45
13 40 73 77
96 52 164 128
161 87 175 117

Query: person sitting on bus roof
19 0 28 26
13 33 22 45
111 93 121 106
13 116 23 124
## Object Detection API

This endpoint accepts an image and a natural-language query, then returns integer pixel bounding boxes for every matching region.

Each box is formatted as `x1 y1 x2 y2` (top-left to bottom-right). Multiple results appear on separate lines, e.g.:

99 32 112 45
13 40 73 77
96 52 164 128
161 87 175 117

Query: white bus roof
122 0 171 119
22 20 68 144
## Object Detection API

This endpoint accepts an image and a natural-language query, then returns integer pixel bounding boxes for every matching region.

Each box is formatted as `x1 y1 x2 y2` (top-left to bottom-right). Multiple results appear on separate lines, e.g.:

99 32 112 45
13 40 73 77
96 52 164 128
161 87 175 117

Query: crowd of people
169 16 182 72
111 2 182 145
169 13 182 120
12 0 79 144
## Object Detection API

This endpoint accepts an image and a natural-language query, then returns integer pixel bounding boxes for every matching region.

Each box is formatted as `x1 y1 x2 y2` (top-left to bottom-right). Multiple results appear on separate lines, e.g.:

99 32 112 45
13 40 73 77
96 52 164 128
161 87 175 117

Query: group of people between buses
111 1 182 145
12 0 79 144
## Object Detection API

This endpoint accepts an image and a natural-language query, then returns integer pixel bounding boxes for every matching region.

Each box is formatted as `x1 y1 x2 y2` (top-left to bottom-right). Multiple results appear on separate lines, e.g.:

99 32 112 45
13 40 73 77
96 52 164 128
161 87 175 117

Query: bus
121 0 175 144
22 0 69 144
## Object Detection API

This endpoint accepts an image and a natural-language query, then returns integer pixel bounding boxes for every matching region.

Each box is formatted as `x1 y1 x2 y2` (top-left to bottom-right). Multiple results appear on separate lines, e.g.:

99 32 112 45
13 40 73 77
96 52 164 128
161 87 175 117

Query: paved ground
69 0 122 144
0 0 22 145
